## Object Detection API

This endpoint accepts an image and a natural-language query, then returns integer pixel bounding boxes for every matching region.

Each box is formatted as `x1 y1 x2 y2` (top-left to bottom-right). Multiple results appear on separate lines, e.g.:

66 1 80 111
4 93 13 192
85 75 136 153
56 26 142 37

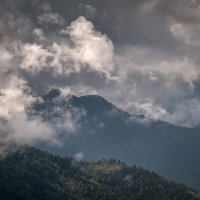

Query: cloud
33 28 45 41
20 43 51 71
32 90 86 135
132 100 167 120
74 151 84 160
78 3 97 19
36 2 65 25
19 16 115 80
163 98 200 128
0 76 83 154
61 16 114 78
37 13 65 25
0 48 13 74
0 2 32 41
0 75 59 154
6 113 59 145
0 75 34 119
170 22 200 46
127 115 154 126
1 0 200 138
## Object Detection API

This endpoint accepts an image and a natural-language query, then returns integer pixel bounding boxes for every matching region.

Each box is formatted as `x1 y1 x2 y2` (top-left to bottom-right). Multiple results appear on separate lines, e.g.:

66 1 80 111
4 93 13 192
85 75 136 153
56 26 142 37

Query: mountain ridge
31 89 200 190
0 145 199 200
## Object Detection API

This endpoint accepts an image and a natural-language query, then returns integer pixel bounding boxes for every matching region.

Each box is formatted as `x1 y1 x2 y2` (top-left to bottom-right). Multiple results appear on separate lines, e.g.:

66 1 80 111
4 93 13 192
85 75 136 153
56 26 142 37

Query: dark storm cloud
0 0 115 153
1 0 200 154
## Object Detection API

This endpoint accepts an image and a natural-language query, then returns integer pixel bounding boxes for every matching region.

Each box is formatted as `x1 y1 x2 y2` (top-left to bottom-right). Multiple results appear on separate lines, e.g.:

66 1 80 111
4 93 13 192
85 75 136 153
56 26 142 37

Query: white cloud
0 75 34 119
37 13 65 25
39 3 52 13
132 100 167 120
139 0 159 14
0 75 60 153
127 115 153 126
0 75 83 154
17 16 198 129
0 48 13 73
66 16 114 78
1 0 200 134
50 109 85 134
170 22 200 46
117 45 199 87
139 103 167 120
163 98 200 127
33 28 45 41
36 2 65 25
20 17 115 79
20 43 51 71
7 113 59 145
155 58 198 88
74 151 84 160
49 42 78 75
79 3 97 19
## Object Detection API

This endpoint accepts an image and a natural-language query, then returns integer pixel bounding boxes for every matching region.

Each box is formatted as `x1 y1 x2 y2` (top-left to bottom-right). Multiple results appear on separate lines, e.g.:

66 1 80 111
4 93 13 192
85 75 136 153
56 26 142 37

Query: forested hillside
0 146 199 200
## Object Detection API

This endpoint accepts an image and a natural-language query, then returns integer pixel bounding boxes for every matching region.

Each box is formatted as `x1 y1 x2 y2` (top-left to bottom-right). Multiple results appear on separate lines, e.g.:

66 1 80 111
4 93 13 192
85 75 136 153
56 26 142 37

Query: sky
1 0 200 152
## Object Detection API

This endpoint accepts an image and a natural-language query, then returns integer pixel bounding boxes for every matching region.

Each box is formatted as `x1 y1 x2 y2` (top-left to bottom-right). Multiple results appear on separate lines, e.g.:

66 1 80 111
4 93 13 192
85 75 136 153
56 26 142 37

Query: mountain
31 89 200 190
0 146 199 200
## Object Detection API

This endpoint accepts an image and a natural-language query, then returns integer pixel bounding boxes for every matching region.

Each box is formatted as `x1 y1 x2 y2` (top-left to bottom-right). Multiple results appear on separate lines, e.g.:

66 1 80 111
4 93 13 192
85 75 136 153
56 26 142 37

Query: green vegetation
0 146 199 200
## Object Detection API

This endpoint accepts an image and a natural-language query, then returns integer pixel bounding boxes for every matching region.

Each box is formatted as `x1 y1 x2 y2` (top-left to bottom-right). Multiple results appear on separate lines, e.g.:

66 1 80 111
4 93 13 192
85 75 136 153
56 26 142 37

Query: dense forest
0 146 199 200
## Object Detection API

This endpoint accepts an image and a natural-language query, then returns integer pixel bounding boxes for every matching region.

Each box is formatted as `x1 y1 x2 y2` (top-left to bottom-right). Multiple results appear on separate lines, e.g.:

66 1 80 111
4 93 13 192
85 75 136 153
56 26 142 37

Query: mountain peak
69 94 116 115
